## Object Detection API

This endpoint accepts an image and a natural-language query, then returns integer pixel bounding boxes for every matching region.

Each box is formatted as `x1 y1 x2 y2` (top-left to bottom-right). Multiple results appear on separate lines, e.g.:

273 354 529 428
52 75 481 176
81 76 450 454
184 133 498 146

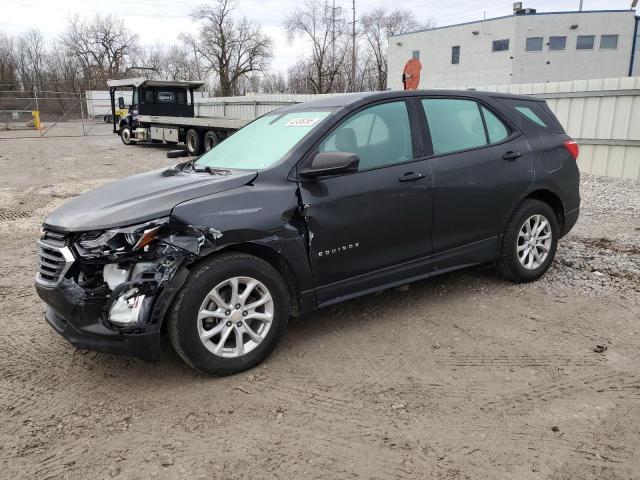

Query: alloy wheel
197 276 274 358
517 214 552 270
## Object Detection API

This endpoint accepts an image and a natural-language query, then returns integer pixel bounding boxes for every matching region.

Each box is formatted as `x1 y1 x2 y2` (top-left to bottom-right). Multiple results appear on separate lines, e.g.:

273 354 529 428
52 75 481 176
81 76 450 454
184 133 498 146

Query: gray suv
36 90 580 376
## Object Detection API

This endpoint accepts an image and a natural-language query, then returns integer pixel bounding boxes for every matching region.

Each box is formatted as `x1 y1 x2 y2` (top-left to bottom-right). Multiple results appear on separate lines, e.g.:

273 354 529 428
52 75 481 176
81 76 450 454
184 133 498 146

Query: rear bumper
36 281 162 362
562 206 580 237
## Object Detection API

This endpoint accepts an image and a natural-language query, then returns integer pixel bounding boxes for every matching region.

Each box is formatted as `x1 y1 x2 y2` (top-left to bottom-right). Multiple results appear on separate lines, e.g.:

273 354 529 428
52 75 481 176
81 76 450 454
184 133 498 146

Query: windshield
194 110 333 170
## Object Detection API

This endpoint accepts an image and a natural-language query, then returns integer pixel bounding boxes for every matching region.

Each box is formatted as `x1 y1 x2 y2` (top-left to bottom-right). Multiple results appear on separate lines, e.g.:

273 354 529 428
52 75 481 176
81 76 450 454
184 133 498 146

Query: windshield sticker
286 117 322 127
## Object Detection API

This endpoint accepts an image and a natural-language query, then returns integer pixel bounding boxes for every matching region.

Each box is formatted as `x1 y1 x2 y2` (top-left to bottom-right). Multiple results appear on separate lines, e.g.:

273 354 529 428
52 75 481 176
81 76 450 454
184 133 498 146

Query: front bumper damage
35 225 215 361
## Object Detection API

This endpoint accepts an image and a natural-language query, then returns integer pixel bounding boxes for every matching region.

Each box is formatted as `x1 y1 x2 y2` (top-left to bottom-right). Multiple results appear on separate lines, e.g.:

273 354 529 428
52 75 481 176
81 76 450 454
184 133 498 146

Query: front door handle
503 151 522 160
399 172 425 182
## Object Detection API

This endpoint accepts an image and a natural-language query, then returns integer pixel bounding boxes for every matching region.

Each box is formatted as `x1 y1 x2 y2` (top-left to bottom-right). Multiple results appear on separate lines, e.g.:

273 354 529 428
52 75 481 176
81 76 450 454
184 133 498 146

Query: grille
36 231 74 287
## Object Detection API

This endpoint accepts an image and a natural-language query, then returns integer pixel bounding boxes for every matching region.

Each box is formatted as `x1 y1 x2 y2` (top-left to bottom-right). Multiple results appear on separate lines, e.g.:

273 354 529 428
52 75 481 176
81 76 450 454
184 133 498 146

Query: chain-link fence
0 90 110 138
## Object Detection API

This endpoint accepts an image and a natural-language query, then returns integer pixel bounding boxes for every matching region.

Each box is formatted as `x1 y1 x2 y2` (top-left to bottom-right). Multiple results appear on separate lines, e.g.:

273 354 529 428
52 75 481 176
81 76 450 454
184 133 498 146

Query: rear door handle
399 172 425 182
503 151 522 160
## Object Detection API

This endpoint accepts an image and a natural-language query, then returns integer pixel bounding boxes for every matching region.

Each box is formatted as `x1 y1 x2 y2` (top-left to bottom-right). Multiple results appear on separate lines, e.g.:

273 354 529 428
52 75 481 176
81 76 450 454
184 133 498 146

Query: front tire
496 199 559 283
168 253 289 376
120 125 134 145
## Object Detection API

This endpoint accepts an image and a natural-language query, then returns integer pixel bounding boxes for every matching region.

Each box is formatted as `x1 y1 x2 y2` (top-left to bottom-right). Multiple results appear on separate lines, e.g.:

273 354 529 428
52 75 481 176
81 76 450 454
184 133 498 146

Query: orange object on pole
402 58 422 90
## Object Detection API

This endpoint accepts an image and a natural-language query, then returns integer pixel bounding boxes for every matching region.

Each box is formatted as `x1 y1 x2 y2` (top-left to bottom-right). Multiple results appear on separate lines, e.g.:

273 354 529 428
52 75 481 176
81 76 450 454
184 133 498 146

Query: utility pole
331 0 336 92
579 0 583 11
193 44 201 80
325 0 341 93
351 0 356 92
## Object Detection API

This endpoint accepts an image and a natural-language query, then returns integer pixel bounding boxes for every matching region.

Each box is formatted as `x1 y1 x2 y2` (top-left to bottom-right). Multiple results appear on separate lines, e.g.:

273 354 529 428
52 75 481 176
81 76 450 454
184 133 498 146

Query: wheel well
524 189 565 233
196 243 302 317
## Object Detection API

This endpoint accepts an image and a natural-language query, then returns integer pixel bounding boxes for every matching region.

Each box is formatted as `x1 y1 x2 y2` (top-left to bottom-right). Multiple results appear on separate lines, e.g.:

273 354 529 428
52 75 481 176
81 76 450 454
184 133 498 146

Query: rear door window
481 106 509 143
422 99 487 155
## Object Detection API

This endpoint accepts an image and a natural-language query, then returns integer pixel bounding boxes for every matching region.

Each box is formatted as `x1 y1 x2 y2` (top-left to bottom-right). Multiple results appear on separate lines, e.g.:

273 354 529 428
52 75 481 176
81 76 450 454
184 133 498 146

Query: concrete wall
388 10 638 89
633 17 640 76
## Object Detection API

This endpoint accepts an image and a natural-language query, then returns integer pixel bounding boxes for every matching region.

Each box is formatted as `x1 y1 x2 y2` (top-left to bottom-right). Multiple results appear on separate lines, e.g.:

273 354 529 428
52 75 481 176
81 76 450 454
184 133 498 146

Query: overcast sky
2 0 635 73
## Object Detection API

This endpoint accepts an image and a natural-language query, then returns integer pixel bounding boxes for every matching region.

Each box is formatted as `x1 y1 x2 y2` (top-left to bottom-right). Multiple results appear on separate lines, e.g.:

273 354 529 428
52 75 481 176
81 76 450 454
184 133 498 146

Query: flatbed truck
107 78 249 155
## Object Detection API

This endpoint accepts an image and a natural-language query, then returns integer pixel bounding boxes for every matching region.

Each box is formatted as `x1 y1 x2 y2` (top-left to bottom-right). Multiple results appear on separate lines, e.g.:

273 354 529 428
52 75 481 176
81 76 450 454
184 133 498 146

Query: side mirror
299 151 360 179
118 96 125 109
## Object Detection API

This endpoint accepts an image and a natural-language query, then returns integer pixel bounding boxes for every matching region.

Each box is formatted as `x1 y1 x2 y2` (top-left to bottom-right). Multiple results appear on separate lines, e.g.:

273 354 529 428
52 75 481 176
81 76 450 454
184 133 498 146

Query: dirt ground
0 124 639 480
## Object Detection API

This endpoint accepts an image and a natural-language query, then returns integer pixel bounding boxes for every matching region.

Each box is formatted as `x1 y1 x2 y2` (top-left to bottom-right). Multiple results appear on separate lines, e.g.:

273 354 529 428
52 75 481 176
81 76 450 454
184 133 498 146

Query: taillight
564 139 579 160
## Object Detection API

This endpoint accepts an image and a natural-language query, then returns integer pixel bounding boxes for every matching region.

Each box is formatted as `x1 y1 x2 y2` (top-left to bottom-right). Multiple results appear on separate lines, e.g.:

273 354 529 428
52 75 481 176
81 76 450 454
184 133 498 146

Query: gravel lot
1 124 639 479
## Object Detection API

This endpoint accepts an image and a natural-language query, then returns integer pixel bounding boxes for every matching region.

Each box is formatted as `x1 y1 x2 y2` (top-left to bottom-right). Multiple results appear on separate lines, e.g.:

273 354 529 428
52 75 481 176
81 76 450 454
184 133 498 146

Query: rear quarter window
497 97 565 133
514 106 546 127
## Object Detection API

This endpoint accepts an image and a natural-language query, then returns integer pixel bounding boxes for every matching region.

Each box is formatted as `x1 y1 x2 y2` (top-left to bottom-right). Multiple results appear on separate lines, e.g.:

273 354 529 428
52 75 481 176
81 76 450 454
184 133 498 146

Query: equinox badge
318 242 360 257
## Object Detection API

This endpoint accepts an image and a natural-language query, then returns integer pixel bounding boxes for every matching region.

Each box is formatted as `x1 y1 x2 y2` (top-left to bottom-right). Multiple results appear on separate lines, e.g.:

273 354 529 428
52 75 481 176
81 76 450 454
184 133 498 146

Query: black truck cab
109 78 203 134
107 78 243 154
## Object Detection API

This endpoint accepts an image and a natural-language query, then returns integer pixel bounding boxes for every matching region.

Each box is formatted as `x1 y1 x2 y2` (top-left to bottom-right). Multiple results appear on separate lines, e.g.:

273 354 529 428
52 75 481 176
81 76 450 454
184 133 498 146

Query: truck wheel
120 125 134 145
168 253 289 376
185 129 203 155
203 131 219 152
496 199 559 283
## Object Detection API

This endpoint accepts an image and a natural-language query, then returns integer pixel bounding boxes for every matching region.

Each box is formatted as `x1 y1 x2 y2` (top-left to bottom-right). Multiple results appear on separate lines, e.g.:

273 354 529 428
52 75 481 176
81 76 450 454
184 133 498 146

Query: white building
388 8 640 89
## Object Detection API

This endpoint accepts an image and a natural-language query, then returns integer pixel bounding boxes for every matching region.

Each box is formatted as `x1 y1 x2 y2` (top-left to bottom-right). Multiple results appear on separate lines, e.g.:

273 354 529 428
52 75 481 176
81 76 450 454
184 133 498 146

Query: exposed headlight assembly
75 217 169 259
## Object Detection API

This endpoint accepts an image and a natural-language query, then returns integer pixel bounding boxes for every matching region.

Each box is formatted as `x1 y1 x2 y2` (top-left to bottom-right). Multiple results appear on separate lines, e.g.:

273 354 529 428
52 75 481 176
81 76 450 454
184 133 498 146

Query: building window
451 45 460 64
600 34 619 49
525 37 543 51
548 36 566 50
412 50 420 60
576 35 595 50
492 39 510 52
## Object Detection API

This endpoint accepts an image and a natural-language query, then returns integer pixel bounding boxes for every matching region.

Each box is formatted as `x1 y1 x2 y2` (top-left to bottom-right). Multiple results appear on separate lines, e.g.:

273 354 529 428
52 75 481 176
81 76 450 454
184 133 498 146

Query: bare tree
15 29 47 92
61 14 140 88
261 71 286 93
0 32 19 92
187 0 272 96
46 38 82 93
284 0 348 94
361 8 434 90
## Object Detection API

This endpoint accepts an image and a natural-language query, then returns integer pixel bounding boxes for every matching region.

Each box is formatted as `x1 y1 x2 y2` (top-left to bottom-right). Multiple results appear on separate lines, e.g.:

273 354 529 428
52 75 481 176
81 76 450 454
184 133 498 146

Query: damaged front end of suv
35 217 223 361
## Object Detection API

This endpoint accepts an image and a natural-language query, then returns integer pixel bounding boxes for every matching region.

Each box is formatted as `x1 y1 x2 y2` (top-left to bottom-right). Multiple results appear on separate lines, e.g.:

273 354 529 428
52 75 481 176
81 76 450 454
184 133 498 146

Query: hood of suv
44 167 258 232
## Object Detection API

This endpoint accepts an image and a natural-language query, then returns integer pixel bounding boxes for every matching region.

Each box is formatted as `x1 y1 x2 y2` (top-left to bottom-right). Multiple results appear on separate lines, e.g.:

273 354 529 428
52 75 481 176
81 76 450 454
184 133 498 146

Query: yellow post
31 111 42 130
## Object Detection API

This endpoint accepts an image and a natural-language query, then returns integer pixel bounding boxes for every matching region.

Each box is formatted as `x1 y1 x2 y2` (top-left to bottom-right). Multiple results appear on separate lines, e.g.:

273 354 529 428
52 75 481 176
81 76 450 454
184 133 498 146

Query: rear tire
203 131 219 152
496 199 559 283
185 129 203 155
168 253 289 376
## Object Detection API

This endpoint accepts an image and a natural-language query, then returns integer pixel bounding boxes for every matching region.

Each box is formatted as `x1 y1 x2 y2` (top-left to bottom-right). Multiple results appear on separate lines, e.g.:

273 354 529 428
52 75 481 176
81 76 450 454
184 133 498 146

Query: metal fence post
33 86 41 135
79 91 86 136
